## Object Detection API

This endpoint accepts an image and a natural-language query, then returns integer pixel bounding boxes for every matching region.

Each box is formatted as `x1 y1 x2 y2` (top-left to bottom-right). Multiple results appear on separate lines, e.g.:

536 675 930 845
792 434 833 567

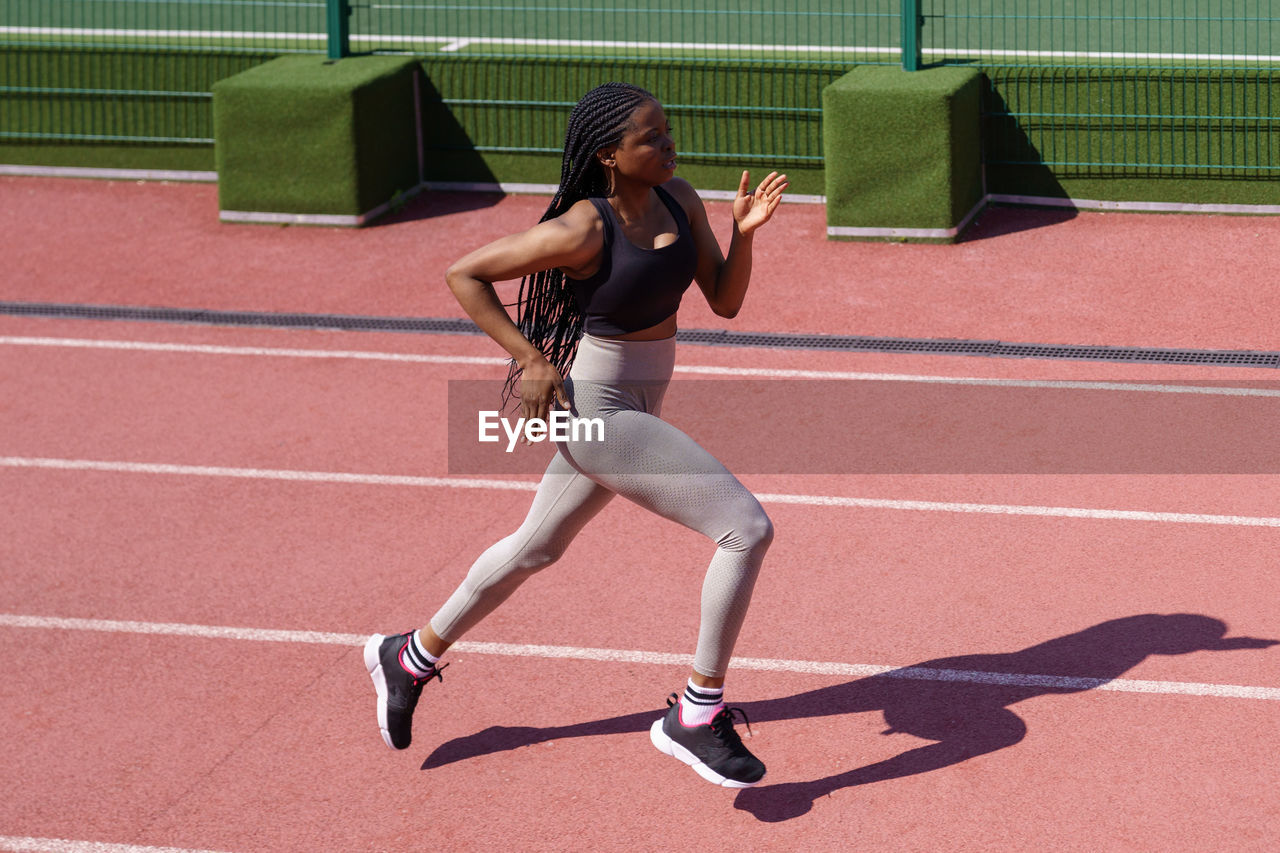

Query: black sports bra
569 185 698 336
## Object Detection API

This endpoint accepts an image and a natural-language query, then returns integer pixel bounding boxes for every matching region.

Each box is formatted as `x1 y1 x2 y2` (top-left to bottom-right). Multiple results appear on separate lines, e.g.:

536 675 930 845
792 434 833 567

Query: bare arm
671 171 788 319
445 200 602 421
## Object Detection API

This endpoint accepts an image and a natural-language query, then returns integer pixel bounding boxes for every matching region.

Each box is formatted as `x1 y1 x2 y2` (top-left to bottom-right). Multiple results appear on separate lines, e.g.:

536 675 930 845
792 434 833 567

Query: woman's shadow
422 614 1274 821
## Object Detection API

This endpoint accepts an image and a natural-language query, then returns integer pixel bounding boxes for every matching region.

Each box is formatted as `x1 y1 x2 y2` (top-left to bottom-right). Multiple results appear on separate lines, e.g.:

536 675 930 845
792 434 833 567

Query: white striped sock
679 679 725 727
400 630 439 677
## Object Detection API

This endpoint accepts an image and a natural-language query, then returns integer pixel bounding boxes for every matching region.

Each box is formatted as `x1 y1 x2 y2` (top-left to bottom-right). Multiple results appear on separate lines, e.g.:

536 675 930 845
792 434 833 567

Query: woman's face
603 99 677 185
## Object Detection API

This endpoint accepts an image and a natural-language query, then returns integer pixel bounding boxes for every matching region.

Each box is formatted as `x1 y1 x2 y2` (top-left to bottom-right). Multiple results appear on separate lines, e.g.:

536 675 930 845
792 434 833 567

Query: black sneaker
363 632 445 750
649 693 766 787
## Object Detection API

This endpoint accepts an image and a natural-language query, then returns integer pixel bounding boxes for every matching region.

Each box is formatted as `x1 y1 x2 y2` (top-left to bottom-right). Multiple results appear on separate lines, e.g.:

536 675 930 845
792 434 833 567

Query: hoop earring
595 146 618 197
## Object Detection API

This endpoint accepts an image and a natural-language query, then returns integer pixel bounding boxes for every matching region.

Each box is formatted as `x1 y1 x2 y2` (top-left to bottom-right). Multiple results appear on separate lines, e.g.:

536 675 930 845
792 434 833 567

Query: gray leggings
430 333 773 677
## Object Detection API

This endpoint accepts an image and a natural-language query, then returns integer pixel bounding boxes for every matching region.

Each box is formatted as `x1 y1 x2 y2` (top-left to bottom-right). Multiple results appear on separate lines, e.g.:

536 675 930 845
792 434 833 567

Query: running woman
365 82 788 788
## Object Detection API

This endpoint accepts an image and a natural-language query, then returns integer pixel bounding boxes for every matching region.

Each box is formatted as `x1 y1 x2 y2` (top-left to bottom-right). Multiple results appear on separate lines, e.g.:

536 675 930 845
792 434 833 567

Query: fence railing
346 1 899 67
2 2 1278 180
0 0 327 54
922 1 1278 71
915 1 1280 179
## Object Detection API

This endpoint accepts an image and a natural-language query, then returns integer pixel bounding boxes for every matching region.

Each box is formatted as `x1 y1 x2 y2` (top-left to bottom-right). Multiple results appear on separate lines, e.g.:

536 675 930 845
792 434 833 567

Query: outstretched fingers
757 171 789 203
735 170 788 232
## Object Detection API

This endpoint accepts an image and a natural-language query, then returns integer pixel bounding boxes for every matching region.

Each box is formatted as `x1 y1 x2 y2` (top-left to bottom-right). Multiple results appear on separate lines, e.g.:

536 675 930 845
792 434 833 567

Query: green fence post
327 0 351 59
901 0 923 71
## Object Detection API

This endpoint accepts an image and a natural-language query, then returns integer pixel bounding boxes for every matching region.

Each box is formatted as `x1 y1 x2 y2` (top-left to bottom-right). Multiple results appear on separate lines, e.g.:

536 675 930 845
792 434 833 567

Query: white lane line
678 366 1280 399
0 836 232 853
5 456 1280 528
751 491 1280 528
1 614 1276 701
0 456 538 493
0 336 508 366
2 336 1277 398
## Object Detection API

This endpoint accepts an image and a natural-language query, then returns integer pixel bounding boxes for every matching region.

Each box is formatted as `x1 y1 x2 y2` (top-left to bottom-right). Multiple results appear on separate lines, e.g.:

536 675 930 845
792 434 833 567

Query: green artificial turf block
213 54 421 224
823 66 983 242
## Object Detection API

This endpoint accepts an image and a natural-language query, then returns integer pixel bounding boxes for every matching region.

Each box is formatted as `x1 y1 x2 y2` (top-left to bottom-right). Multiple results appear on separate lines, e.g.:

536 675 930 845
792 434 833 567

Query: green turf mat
823 65 983 241
213 54 420 220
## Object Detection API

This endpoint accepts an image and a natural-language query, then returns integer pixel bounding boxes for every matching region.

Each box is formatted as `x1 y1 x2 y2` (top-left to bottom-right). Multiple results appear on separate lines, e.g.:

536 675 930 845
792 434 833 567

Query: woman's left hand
732 170 789 235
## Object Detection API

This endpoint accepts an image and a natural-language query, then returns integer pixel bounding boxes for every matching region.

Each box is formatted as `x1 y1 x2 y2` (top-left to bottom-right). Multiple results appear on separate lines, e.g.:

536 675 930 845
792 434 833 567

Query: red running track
1 177 1279 852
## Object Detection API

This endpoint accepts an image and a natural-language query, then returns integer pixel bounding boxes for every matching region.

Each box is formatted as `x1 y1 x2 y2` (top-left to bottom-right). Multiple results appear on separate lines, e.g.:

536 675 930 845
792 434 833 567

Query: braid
502 82 656 406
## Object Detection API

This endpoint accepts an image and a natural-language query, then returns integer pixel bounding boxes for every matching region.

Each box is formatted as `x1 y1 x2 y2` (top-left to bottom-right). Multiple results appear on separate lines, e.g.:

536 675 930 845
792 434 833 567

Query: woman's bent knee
744 509 774 551
718 503 773 553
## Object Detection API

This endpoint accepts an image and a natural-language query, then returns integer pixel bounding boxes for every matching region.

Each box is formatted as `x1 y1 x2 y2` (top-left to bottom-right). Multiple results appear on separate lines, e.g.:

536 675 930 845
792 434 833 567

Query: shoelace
413 661 449 687
664 694 754 741
709 706 753 744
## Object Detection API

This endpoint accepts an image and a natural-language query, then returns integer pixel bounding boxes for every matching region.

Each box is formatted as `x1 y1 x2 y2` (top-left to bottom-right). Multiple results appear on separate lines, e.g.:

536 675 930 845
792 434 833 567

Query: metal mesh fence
1 0 327 53
353 2 898 65
1 2 1277 182
348 1 893 173
0 1 321 149
0 1 892 158
921 1 1280 179
924 1 1275 68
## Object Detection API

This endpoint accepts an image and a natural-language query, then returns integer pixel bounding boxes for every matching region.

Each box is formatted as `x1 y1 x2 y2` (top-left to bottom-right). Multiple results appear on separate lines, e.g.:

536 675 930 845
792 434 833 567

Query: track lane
2 321 1277 685
7 313 1280 515
4 460 1276 688
1 627 1276 850
4 307 1280 846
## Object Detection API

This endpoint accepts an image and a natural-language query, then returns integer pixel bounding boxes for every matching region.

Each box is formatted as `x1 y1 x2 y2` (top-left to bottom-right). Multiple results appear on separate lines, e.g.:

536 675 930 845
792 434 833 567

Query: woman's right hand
517 355 569 426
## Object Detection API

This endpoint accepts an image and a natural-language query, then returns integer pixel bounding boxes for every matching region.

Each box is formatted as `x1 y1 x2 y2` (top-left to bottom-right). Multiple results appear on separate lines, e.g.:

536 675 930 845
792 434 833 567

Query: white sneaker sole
649 718 762 788
363 633 398 750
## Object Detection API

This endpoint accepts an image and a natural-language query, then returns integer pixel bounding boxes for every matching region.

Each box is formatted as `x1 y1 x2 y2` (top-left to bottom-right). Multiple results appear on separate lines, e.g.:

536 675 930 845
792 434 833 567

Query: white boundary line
0 26 327 42
828 196 987 240
6 456 1280 528
424 181 827 205
0 165 217 183
218 210 370 227
0 838 230 853
217 177 820 223
0 27 886 56
0 169 827 204
360 34 892 55
831 193 1280 239
0 613 1276 701
923 46 1280 64
3 336 1280 399
220 184 426 227
6 26 1280 64
7 171 1277 216
988 193 1280 216
0 336 512 365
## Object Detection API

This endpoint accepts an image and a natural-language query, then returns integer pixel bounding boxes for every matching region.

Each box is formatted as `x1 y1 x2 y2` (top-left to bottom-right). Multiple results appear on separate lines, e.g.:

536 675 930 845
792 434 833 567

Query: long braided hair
502 82 656 405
